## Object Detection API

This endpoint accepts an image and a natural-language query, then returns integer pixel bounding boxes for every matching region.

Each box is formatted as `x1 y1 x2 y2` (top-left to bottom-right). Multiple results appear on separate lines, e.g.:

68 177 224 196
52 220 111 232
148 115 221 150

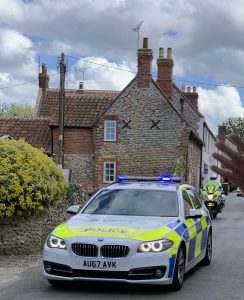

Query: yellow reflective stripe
134 226 172 241
195 231 202 257
53 224 172 241
201 217 208 230
168 247 178 257
184 219 196 239
167 231 181 245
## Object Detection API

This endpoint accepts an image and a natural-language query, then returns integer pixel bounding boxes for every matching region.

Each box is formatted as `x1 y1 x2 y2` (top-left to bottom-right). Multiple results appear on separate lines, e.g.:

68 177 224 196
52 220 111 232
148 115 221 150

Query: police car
43 176 212 290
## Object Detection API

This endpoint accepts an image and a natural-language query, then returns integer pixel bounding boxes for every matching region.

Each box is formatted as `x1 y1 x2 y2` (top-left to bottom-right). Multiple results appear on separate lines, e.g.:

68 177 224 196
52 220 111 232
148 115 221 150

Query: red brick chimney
38 64 49 89
156 47 174 99
137 37 153 88
182 86 199 110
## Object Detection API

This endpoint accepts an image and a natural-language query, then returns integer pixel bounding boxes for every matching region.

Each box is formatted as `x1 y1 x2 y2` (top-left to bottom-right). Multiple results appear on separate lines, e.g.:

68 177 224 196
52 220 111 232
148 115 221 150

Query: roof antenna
132 21 144 50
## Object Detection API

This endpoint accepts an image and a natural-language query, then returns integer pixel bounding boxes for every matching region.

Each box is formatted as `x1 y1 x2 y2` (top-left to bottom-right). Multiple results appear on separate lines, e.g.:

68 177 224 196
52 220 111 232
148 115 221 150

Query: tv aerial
132 21 144 49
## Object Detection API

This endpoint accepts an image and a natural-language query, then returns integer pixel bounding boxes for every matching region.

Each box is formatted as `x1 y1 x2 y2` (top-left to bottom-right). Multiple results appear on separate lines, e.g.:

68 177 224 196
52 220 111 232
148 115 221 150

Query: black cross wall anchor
122 120 132 129
151 120 161 130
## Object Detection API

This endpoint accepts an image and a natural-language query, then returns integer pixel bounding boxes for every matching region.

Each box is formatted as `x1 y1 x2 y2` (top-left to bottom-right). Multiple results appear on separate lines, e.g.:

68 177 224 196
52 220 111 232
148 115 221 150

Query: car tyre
170 245 185 291
202 231 212 266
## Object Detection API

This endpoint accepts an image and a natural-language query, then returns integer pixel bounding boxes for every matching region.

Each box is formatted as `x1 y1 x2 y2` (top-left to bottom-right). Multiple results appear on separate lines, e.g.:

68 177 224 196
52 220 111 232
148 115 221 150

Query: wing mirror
67 205 81 215
185 209 203 219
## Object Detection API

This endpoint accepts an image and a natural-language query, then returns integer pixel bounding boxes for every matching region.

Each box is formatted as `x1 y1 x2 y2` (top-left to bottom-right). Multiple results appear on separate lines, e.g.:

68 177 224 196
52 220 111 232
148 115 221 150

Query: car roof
105 181 181 192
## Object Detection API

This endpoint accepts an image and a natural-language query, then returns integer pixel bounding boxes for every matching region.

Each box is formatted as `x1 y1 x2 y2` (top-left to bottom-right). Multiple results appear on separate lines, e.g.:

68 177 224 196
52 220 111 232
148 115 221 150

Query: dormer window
104 120 116 141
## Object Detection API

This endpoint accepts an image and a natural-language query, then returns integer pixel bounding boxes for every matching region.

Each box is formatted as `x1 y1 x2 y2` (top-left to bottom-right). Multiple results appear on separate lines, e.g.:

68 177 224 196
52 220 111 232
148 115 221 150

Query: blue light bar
160 176 171 182
117 175 127 181
116 175 182 183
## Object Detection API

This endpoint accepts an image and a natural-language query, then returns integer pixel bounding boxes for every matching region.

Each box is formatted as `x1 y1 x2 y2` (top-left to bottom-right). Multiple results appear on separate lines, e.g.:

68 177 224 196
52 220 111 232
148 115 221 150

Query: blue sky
1 0 244 133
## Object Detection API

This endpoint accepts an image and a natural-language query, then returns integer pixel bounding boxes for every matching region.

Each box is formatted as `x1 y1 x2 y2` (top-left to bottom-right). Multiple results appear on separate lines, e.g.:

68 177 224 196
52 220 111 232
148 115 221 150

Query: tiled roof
0 117 51 152
39 89 119 127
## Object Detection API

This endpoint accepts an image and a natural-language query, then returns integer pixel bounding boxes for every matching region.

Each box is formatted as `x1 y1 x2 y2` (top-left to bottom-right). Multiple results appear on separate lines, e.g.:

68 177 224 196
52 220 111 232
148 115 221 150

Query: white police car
43 176 212 290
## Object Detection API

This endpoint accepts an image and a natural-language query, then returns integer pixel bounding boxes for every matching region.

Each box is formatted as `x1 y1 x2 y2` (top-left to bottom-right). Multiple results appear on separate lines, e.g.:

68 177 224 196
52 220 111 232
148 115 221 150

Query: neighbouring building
201 122 220 185
216 124 237 191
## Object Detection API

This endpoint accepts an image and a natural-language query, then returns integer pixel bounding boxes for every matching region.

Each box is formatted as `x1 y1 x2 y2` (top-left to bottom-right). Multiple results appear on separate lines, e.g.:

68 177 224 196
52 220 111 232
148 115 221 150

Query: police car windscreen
82 189 179 217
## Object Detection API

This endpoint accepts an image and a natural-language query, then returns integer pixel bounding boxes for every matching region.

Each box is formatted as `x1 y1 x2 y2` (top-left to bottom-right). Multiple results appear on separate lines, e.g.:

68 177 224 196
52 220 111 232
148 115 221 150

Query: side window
182 190 193 215
103 162 116 183
104 120 116 141
187 189 201 209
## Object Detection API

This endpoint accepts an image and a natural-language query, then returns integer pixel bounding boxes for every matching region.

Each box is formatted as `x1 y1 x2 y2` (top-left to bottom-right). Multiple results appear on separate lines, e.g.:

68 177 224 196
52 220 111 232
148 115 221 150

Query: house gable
93 77 200 187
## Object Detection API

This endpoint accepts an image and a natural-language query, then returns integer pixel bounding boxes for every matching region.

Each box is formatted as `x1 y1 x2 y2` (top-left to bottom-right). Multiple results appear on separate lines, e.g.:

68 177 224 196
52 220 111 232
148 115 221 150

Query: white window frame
104 120 116 141
103 161 116 183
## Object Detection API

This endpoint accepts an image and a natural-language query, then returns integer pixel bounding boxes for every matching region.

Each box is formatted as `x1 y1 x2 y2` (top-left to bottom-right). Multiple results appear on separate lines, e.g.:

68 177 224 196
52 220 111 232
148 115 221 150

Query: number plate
83 260 117 269
207 203 214 207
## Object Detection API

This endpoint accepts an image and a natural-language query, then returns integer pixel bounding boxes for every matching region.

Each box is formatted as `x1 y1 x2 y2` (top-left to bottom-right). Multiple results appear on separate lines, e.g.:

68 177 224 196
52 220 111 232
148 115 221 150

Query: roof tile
0 117 51 152
39 89 119 127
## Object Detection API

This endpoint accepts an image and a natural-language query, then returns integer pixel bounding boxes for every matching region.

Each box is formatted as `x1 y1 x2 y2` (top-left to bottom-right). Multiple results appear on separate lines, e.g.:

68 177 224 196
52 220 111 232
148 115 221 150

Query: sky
1 0 244 134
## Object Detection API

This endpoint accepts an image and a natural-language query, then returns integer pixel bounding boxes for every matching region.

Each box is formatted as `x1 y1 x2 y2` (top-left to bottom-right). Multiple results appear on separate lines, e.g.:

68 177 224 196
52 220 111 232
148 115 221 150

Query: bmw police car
43 176 212 290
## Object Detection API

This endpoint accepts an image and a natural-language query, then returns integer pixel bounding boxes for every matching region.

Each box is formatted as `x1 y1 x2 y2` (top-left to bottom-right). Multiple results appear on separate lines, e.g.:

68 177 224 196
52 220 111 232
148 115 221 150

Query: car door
182 189 198 264
186 188 205 258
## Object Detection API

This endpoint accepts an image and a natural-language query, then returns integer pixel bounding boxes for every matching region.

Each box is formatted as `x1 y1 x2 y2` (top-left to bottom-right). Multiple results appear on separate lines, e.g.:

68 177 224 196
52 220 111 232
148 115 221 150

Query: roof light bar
117 175 182 183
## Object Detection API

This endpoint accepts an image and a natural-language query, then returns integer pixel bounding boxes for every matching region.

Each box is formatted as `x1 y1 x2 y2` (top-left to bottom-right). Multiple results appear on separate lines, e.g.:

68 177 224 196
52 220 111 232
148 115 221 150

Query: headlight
207 194 214 200
138 239 174 253
47 234 67 250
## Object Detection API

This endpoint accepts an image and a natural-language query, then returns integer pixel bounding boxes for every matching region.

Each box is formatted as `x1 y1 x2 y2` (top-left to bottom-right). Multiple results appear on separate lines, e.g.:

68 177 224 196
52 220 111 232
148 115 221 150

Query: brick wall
0 195 86 255
52 127 94 155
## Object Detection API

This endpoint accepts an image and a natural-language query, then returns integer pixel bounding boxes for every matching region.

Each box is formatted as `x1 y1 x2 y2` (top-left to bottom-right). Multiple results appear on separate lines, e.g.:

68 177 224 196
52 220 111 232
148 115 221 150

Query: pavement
0 254 41 284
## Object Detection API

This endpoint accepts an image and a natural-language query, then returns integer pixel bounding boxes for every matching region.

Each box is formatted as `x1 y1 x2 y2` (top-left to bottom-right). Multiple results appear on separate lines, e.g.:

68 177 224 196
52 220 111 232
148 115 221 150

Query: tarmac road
1 193 244 300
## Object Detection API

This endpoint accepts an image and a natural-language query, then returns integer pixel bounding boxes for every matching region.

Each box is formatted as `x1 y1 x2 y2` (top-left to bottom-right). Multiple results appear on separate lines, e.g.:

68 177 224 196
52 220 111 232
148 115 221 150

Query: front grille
101 245 130 258
72 243 98 257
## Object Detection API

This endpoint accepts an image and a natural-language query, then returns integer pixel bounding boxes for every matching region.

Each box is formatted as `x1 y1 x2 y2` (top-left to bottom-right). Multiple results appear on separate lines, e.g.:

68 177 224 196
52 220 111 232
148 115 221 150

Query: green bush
0 139 66 218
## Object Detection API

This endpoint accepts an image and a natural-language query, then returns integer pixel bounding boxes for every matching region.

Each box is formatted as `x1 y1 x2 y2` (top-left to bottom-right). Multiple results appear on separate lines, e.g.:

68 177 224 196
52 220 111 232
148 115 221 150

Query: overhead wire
1 55 244 90
0 71 60 90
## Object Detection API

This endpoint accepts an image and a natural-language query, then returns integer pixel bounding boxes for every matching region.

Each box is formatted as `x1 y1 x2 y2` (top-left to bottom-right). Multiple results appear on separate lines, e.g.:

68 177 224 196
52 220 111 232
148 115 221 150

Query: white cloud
1 0 244 116
0 29 37 78
66 57 135 91
198 86 244 134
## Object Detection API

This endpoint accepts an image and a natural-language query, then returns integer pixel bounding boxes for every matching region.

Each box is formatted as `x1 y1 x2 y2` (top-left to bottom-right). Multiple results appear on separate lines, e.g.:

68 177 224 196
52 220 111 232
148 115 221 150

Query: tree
0 139 66 218
224 117 244 138
0 102 33 117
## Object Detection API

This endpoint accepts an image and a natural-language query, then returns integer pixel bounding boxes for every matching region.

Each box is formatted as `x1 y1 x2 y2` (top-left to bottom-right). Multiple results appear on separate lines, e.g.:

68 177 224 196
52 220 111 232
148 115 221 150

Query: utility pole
57 53 66 168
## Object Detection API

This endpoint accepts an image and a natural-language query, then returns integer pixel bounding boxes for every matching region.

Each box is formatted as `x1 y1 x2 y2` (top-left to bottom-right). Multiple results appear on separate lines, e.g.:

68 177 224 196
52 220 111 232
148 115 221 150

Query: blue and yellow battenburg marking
166 212 211 278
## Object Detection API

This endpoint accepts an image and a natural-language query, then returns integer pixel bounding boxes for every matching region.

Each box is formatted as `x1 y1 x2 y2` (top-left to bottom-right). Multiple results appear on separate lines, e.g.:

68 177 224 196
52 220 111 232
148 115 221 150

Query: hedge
0 139 66 218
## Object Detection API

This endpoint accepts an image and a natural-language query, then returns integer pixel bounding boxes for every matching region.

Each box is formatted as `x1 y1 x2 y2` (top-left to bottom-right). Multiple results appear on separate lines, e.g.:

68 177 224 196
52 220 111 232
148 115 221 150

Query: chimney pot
156 47 174 99
38 63 49 89
167 48 172 59
137 37 153 88
143 37 148 49
79 81 83 90
182 85 186 92
159 48 164 59
184 86 199 110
